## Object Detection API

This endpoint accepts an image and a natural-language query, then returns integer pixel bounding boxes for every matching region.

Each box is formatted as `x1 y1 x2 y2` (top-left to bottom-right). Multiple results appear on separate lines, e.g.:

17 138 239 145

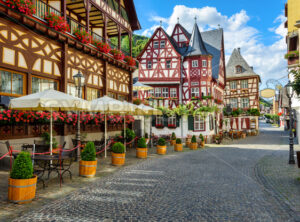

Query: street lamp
286 80 295 164
73 71 85 161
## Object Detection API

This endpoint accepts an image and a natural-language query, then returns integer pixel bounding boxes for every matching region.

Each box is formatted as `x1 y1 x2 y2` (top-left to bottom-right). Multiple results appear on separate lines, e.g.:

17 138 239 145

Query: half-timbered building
224 48 261 131
137 22 226 141
0 0 140 158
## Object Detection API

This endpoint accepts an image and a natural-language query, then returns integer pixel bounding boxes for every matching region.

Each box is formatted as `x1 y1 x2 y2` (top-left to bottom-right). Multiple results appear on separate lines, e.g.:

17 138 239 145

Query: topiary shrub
158 138 166 146
191 135 197 143
10 152 33 179
81 141 96 161
171 132 176 140
111 142 125 153
176 138 182 144
41 132 58 148
145 133 149 139
137 137 147 148
199 134 204 141
122 128 136 142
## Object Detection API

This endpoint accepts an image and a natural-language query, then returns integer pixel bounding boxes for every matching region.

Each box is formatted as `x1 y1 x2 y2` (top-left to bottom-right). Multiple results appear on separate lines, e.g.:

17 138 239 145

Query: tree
290 66 300 95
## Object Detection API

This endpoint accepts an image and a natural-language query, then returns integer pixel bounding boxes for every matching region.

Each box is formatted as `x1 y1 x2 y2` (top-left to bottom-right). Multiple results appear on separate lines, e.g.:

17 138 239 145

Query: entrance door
133 120 142 137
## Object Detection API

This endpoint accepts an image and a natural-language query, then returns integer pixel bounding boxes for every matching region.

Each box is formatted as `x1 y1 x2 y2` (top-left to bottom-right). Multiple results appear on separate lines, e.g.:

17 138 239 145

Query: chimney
237 48 241 54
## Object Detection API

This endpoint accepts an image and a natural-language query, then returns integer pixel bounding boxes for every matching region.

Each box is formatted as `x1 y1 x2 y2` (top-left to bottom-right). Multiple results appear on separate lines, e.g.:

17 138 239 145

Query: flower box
124 56 136 66
111 49 124 60
156 124 164 129
6 0 35 16
168 124 176 129
45 12 70 32
74 28 91 44
95 41 111 54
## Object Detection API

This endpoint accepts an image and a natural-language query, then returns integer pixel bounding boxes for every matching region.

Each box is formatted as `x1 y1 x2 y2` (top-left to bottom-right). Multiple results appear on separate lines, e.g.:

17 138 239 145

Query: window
87 87 101 101
191 87 199 97
192 60 198 67
230 98 238 108
209 115 214 131
108 92 116 99
168 116 176 127
147 61 152 69
0 69 24 96
194 115 205 131
241 80 248 89
166 60 171 69
236 65 242 74
202 60 207 67
148 89 154 97
230 81 237 90
201 87 206 97
156 116 164 126
154 41 159 49
241 97 249 108
170 88 177 97
162 87 169 97
155 88 161 97
160 40 165 48
67 83 84 98
118 94 127 101
32 76 58 94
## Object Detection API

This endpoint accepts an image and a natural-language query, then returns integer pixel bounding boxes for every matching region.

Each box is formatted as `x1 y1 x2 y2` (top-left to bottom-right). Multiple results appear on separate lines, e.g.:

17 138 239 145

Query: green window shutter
152 115 156 127
176 116 180 127
188 115 194 130
163 115 168 127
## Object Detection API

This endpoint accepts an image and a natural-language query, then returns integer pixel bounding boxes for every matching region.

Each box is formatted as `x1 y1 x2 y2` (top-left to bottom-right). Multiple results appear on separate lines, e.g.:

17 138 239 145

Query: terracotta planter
174 144 183 152
22 17 35 27
200 141 205 148
79 160 97 178
47 29 58 38
36 23 47 33
8 175 37 204
190 142 198 150
170 139 176 145
7 9 22 20
111 152 125 166
136 148 147 159
156 145 166 155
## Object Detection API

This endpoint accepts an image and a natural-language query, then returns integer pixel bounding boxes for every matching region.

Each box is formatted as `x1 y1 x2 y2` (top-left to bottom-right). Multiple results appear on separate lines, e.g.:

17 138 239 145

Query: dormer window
236 65 242 74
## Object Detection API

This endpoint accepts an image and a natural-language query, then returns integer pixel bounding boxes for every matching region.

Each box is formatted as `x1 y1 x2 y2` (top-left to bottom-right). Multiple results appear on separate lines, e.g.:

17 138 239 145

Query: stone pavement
8 121 300 222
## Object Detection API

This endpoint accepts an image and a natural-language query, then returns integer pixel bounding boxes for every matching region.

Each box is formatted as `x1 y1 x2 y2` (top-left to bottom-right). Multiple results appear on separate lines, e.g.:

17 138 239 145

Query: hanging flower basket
156 124 164 129
5 0 36 15
74 28 91 44
45 12 70 32
168 124 176 129
124 56 136 66
111 49 124 61
96 41 111 54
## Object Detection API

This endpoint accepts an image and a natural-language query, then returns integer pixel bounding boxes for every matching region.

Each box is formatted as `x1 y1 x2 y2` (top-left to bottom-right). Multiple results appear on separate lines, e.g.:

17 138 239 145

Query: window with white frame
202 60 207 67
154 41 159 49
201 87 207 96
207 87 211 96
208 60 211 67
170 88 177 97
230 98 238 108
166 60 171 69
147 61 152 69
241 97 249 108
236 65 242 74
192 60 198 67
156 116 164 126
194 115 205 131
241 80 248 89
230 81 237 90
148 89 154 97
160 40 165 48
155 88 161 97
168 115 176 126
162 87 169 97
191 87 199 97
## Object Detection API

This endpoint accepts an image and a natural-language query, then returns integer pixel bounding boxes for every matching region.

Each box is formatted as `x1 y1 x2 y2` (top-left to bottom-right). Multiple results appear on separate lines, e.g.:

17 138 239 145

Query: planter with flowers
168 124 176 129
156 124 164 129
136 137 147 159
111 49 124 61
45 12 70 33
6 0 36 18
95 41 111 54
74 28 91 44
124 56 136 67
79 141 97 178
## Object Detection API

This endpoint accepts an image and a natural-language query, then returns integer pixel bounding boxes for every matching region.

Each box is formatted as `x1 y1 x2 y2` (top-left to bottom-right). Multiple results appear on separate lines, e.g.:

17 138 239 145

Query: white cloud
140 5 288 87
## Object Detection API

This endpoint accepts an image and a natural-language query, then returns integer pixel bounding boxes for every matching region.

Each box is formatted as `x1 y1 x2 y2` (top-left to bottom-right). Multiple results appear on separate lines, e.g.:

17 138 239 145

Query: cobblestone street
9 122 300 221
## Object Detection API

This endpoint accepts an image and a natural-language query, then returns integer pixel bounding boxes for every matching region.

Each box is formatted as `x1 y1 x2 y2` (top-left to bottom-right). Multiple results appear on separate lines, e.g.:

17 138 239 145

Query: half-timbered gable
171 24 191 48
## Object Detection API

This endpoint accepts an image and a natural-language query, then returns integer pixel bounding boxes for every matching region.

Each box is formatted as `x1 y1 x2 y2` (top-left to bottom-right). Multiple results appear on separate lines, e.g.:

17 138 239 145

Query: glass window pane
12 73 23 95
0 71 11 94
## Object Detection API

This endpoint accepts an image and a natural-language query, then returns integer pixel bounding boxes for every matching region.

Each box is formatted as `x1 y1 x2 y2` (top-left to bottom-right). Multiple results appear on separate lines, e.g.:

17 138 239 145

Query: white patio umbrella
90 96 135 157
9 89 90 154
133 82 153 91
232 119 237 130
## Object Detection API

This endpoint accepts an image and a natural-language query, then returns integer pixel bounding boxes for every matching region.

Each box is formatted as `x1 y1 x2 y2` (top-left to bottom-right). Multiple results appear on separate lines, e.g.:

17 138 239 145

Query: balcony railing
33 0 131 57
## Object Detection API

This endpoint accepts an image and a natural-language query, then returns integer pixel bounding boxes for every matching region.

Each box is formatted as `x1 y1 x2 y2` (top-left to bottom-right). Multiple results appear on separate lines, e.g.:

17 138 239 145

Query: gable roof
226 48 260 81
186 23 210 57
201 28 223 79
124 0 141 31
174 23 191 40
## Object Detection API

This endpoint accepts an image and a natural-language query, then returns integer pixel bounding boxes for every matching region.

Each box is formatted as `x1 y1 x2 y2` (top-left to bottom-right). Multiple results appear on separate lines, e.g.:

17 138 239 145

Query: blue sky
133 0 288 87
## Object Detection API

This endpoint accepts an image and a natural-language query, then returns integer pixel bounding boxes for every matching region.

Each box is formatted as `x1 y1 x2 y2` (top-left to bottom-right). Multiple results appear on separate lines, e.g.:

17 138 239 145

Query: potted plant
8 151 37 204
190 135 197 150
124 56 136 66
170 132 176 145
5 0 36 16
44 12 70 32
74 28 91 44
242 131 247 139
136 137 147 159
111 49 124 60
96 41 111 54
79 141 97 177
186 136 191 147
174 138 183 152
111 142 125 166
215 134 222 144
157 138 167 155
199 134 205 148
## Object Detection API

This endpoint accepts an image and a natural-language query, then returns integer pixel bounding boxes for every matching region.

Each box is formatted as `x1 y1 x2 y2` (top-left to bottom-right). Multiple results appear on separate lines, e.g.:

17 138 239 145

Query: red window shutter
246 118 250 129
230 118 233 129
235 118 239 130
